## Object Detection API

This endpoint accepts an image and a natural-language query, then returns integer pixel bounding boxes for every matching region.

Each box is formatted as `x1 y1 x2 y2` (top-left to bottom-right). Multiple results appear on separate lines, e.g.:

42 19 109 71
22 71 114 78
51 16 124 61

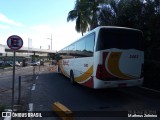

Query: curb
52 102 73 120
4 67 13 70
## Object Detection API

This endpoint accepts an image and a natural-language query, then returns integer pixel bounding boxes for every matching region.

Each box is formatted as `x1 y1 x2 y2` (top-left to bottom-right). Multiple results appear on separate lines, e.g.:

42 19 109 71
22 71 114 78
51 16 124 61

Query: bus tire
70 70 75 84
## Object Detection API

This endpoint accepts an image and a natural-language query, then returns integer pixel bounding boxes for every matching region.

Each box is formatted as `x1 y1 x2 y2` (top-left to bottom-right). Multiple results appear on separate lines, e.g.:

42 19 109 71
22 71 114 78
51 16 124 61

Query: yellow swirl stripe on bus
108 52 136 79
75 65 93 83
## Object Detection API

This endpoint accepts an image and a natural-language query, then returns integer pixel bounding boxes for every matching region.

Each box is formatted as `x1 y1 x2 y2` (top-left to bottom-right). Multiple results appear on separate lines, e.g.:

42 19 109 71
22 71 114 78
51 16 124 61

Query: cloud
30 24 53 34
0 24 10 29
0 13 24 27
29 23 81 50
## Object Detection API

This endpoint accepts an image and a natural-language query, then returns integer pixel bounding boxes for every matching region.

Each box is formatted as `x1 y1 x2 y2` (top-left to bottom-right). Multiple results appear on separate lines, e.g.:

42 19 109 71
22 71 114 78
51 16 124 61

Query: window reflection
60 33 95 58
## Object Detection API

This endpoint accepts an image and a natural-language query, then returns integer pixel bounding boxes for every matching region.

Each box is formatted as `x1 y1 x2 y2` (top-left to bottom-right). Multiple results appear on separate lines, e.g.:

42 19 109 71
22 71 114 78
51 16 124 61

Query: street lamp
47 34 52 50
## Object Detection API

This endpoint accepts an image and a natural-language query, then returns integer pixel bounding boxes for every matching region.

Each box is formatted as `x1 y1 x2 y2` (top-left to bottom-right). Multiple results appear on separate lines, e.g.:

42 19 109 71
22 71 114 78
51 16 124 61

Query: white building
0 44 5 56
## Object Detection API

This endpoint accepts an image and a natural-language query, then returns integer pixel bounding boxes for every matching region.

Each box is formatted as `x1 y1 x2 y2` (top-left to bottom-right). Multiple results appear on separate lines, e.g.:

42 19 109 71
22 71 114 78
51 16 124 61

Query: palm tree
95 0 117 26
67 0 116 34
67 0 90 36
86 0 100 29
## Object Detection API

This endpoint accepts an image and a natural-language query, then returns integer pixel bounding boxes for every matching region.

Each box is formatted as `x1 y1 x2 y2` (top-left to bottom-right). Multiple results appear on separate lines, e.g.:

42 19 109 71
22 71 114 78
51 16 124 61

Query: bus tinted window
85 33 95 54
60 32 95 57
76 39 85 52
76 33 95 57
96 28 143 51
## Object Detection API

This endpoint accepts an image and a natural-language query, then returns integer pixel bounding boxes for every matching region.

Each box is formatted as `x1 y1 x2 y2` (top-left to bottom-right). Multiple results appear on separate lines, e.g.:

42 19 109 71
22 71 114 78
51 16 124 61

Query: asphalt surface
0 64 160 120
29 69 160 120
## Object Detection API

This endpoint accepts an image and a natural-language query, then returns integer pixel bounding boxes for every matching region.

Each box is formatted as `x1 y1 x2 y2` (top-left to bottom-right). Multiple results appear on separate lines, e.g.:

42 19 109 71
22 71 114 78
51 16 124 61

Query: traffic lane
32 72 160 118
31 72 160 120
51 74 129 109
32 72 130 120
42 73 160 110
30 71 60 120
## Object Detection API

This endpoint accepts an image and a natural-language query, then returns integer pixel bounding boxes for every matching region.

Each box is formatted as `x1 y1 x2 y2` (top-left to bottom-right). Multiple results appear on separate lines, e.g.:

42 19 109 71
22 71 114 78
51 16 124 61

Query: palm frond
67 10 78 22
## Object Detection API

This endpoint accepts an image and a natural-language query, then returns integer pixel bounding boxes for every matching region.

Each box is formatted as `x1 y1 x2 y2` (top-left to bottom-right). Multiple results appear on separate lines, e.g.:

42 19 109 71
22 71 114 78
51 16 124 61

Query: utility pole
47 34 52 50
51 34 52 50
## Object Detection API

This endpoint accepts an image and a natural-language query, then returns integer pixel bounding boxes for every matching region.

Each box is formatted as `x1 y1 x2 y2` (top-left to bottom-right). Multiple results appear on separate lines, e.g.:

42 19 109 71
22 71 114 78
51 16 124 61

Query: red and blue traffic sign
7 35 23 50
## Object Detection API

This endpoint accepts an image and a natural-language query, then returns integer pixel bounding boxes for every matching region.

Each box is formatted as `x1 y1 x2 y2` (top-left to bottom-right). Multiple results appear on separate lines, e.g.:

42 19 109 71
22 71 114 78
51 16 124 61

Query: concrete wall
0 45 5 55
5 52 48 57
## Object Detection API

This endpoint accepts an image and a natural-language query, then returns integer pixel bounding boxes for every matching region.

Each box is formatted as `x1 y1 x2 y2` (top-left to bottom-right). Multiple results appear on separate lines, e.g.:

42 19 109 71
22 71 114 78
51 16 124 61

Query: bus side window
76 39 85 57
85 33 95 57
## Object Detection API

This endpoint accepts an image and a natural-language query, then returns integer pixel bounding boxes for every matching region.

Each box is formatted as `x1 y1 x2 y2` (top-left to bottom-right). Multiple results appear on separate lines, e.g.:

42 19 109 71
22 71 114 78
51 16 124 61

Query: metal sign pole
7 35 23 111
12 50 16 111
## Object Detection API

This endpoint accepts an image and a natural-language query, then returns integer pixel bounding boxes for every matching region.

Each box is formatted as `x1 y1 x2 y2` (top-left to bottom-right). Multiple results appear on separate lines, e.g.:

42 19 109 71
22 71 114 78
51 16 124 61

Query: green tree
85 0 113 29
86 0 101 30
114 0 143 28
67 0 90 36
67 0 160 60
98 0 117 26
67 0 109 34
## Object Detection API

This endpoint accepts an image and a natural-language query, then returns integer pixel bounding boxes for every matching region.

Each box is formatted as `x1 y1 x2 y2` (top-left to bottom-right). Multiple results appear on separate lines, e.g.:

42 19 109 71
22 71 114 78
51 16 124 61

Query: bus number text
129 55 139 58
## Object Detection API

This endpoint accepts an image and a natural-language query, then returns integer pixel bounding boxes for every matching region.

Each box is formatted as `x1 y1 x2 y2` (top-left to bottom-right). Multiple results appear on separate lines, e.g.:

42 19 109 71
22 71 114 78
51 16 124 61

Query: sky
0 0 82 51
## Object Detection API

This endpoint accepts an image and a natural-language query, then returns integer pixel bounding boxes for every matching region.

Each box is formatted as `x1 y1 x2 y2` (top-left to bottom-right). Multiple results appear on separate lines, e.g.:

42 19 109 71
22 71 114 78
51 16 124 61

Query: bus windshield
96 28 143 51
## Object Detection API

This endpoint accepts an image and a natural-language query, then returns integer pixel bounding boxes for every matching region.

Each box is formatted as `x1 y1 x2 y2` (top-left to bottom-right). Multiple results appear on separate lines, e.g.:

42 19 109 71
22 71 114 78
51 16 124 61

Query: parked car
28 61 40 66
15 61 21 66
0 61 4 66
7 61 21 66
36 61 40 65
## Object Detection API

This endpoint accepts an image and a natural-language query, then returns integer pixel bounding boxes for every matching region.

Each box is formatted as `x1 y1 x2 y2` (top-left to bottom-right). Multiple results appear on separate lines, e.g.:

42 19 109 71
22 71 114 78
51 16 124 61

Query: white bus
58 26 144 89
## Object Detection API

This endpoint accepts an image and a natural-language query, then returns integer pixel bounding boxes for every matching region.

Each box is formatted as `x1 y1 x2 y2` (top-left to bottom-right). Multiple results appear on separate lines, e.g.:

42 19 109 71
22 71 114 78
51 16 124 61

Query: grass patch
0 65 12 69
0 104 6 111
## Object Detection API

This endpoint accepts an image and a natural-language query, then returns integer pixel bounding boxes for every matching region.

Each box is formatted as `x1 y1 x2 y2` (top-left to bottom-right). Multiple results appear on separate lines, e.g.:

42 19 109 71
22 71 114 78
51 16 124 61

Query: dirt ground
0 63 51 112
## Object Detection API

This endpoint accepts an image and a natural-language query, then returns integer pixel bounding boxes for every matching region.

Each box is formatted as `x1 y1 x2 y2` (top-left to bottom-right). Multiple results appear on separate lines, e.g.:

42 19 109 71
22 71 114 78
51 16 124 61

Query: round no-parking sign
7 35 23 50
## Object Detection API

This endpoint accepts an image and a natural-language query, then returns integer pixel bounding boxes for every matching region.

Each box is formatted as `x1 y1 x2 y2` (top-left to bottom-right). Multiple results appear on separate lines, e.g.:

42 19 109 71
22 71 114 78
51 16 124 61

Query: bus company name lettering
84 64 88 67
63 60 69 66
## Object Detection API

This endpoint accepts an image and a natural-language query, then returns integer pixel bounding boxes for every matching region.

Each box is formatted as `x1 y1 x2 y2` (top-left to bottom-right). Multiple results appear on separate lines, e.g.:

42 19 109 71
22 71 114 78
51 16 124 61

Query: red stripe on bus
82 77 93 88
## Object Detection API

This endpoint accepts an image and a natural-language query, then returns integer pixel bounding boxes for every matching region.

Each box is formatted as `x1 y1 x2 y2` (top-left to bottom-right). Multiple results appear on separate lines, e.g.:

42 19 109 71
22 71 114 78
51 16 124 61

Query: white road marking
31 84 36 91
36 76 39 80
28 103 33 112
141 87 160 93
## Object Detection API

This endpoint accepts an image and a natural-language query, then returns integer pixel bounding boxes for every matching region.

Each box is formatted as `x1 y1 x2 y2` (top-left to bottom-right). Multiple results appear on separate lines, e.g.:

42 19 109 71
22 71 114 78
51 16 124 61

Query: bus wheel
70 70 75 84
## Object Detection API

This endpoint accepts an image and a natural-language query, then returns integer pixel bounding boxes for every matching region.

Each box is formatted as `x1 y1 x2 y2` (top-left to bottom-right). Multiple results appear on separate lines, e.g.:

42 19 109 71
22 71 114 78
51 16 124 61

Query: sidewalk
49 65 58 72
0 66 32 76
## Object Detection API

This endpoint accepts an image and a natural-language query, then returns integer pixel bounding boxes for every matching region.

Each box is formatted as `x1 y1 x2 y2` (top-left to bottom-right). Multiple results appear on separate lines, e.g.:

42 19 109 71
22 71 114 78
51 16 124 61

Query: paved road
29 70 160 120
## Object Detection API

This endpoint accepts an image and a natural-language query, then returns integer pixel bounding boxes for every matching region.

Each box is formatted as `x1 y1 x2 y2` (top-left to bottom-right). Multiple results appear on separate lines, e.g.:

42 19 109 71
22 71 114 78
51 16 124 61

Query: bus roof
58 26 141 51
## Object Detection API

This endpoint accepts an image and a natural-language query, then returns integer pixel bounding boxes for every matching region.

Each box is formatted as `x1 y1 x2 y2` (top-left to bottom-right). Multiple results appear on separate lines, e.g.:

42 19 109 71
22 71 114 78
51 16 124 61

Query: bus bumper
93 77 144 89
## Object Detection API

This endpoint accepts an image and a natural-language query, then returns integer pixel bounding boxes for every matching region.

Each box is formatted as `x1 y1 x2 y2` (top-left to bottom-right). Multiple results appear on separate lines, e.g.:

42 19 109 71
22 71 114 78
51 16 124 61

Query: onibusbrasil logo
2 112 42 118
